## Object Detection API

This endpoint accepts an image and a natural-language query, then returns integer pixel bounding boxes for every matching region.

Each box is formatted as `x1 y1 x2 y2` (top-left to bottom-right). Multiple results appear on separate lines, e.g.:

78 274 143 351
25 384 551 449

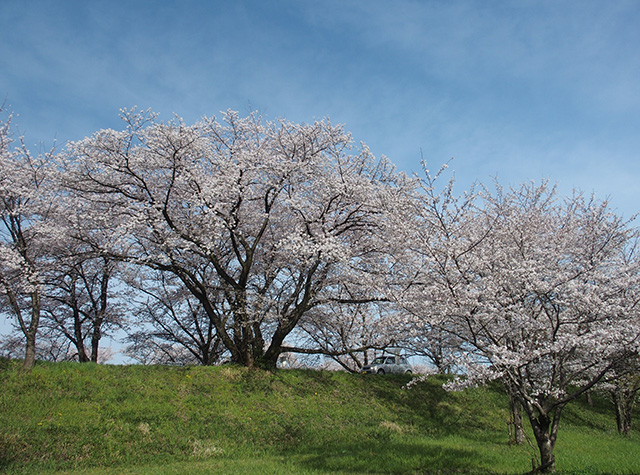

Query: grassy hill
0 358 638 474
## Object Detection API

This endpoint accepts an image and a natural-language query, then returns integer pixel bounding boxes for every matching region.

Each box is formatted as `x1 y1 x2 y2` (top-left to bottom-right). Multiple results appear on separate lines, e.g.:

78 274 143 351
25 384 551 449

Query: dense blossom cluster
399 170 640 471
55 109 414 368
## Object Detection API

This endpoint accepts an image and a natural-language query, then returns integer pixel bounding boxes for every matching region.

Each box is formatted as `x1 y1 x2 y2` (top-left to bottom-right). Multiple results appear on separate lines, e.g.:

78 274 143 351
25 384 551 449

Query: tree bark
523 402 562 473
90 266 110 363
508 392 525 445
23 330 37 370
90 323 102 363
23 292 41 370
535 435 556 474
612 388 635 436
73 305 90 363
529 418 555 472
585 390 594 407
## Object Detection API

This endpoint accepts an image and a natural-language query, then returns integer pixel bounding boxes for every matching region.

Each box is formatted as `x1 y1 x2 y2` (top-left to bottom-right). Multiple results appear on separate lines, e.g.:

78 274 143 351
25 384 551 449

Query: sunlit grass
0 358 637 474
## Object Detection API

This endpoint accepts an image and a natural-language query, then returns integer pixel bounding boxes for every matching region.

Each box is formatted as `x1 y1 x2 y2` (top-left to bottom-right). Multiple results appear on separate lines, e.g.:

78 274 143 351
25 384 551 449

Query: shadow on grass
290 439 491 475
367 374 486 438
560 395 618 433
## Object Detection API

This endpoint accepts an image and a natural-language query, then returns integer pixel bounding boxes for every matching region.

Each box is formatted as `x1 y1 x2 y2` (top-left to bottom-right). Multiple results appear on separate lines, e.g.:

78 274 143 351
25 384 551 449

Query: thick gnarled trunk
523 402 562 473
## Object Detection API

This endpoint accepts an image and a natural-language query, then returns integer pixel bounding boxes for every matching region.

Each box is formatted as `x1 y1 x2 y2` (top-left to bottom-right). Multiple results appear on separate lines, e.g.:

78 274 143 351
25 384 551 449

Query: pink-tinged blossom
0 110 62 369
404 169 640 473
60 109 415 369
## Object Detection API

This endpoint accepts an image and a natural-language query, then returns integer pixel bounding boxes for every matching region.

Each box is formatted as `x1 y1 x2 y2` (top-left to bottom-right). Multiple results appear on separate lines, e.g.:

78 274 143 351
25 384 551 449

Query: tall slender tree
0 110 59 370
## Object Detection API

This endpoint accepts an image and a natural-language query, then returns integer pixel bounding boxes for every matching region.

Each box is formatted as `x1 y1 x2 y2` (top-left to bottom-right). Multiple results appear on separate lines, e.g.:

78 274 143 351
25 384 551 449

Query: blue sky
2 0 639 218
2 0 640 362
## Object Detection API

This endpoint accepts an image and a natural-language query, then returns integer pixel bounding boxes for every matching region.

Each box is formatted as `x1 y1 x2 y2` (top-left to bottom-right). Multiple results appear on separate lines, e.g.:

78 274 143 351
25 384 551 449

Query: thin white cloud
0 0 638 218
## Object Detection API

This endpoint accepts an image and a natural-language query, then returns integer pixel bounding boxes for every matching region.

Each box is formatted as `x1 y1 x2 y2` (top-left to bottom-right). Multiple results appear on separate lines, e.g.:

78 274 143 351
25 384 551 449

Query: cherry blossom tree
604 355 640 435
399 321 463 374
61 110 413 369
406 170 640 473
0 110 59 370
0 333 23 359
287 299 403 372
124 268 225 366
40 251 124 363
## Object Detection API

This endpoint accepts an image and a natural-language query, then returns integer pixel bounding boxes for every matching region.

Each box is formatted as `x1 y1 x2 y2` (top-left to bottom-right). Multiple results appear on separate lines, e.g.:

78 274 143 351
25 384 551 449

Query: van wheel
377 369 385 375
405 370 412 374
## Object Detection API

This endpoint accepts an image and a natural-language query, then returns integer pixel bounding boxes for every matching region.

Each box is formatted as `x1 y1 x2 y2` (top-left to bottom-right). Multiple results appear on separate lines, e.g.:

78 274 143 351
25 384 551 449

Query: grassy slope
0 359 638 474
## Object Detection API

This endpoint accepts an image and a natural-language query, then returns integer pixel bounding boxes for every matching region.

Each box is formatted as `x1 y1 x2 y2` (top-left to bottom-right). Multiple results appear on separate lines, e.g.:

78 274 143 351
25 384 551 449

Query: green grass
0 358 638 474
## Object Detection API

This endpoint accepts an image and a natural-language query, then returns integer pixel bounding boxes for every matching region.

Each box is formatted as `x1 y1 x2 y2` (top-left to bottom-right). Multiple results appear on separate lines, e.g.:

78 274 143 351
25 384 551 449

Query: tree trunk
612 388 634 436
535 434 556 474
523 403 562 473
585 390 594 407
22 292 41 371
73 307 90 363
509 392 525 445
23 329 37 370
90 267 110 363
76 342 90 363
90 323 102 363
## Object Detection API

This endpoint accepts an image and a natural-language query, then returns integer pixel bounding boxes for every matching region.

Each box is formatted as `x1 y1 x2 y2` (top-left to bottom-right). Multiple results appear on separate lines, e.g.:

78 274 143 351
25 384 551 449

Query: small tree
289 299 402 372
41 253 123 363
601 353 640 435
125 269 225 366
0 111 59 370
400 320 463 374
